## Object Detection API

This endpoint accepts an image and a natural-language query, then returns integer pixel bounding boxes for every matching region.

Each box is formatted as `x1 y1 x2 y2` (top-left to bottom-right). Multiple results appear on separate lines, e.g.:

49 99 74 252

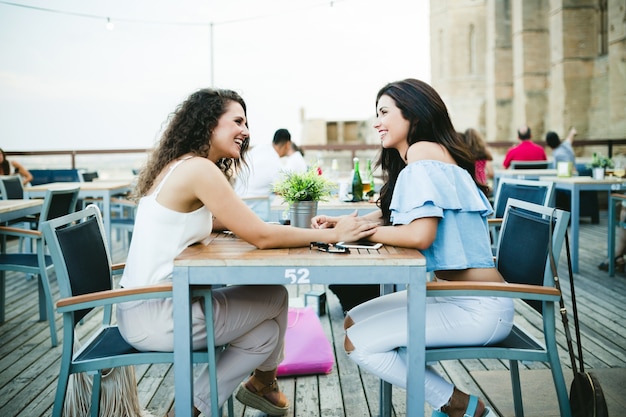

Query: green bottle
351 157 363 202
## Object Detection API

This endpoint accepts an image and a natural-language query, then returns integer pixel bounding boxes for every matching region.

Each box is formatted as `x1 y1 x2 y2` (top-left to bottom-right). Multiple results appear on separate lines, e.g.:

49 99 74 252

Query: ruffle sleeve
390 160 493 225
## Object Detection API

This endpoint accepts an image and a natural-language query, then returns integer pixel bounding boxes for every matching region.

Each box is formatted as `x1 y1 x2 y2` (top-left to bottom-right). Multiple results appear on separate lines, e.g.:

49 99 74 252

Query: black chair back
497 207 550 312
54 210 112 324
40 188 80 223
510 160 551 169
494 180 553 218
0 175 24 199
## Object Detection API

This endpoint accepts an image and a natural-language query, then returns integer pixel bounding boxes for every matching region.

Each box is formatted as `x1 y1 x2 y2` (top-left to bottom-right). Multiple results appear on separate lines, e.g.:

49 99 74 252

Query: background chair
242 196 272 222
0 175 26 199
0 186 80 347
41 205 232 417
0 175 37 232
426 198 572 416
509 160 552 170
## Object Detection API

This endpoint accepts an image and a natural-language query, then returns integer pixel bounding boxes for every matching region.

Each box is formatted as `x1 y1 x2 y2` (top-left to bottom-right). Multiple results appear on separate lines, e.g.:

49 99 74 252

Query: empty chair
0 175 25 199
242 196 272 222
0 186 80 347
426 199 572 416
509 160 552 169
0 175 36 231
41 205 232 417
490 178 555 250
109 197 136 245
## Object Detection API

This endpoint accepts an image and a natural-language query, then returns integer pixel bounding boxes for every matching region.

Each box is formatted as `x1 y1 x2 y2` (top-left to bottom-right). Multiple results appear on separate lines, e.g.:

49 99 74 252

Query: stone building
301 0 625 154
430 0 626 147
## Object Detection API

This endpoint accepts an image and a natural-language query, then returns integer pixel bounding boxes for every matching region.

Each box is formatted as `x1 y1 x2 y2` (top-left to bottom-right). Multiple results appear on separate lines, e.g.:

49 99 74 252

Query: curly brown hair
134 88 250 199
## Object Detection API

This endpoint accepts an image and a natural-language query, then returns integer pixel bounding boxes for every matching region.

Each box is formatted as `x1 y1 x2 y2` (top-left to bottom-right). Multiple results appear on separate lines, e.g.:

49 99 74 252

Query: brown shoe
235 375 289 416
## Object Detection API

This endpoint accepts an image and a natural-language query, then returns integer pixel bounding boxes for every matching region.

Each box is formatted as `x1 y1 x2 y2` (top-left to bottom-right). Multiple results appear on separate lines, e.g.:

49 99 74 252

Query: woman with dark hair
0 148 33 185
312 79 508 416
117 88 377 417
463 128 493 191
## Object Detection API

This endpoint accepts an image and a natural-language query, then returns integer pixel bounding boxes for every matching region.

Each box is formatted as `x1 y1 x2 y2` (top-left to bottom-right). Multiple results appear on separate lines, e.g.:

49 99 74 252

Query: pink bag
277 307 335 377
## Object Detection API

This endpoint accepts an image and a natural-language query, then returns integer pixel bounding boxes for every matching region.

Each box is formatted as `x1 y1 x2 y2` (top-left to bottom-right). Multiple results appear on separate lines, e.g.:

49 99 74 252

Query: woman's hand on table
311 211 377 242
311 211 360 229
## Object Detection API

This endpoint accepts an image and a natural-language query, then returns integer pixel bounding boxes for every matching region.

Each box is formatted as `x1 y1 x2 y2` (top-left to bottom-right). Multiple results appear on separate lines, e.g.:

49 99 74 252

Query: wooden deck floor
1 211 625 417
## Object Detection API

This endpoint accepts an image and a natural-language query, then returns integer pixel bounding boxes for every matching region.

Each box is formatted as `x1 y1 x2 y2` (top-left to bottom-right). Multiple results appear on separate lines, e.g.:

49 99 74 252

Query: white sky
0 0 431 151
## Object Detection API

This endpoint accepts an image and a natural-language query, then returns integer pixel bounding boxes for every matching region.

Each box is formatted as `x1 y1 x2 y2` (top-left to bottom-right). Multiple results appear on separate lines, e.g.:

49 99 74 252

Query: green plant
588 152 614 169
272 167 335 204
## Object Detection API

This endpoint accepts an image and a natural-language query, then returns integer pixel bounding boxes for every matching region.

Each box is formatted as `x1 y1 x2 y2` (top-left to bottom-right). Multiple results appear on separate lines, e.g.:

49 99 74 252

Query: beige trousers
117 285 289 416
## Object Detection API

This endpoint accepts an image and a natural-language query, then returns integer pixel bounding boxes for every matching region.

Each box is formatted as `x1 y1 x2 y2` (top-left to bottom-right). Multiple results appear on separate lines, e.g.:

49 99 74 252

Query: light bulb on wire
106 17 115 31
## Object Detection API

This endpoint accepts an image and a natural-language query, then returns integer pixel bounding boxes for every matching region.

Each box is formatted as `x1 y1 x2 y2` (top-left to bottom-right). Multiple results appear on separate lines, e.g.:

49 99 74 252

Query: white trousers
346 290 514 409
117 285 288 416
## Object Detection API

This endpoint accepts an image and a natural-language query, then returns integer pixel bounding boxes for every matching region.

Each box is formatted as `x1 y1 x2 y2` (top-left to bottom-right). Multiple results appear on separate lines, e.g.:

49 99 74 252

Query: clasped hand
311 211 377 242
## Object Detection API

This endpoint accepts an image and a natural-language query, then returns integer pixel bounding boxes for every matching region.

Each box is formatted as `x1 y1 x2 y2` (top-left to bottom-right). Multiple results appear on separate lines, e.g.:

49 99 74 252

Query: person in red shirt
502 125 547 168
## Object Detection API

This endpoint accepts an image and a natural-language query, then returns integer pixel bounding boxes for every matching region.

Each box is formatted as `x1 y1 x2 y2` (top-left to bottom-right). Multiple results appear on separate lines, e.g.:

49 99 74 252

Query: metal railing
5 138 626 170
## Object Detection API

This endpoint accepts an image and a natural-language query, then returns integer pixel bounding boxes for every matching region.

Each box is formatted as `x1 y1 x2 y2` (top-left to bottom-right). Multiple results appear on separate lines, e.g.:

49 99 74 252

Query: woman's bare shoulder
406 142 448 163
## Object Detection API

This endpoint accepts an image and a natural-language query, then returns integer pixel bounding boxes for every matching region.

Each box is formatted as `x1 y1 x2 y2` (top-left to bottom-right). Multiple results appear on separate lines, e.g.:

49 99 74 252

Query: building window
438 29 444 76
469 24 476 74
598 0 608 56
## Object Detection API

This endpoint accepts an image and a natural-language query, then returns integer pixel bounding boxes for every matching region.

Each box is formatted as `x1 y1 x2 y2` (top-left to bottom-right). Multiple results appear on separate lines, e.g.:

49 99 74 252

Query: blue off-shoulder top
390 160 494 272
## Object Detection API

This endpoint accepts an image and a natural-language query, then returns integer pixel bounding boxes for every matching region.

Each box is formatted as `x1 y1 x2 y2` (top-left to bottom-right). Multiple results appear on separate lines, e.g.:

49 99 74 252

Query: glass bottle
351 157 363 202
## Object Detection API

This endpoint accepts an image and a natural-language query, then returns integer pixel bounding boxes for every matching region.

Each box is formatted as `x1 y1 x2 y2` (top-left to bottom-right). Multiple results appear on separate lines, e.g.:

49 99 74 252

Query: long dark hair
374 79 487 223
0 148 10 175
135 88 250 198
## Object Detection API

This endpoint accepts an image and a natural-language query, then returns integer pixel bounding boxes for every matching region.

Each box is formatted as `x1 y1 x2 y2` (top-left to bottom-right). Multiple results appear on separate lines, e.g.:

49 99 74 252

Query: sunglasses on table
309 242 350 254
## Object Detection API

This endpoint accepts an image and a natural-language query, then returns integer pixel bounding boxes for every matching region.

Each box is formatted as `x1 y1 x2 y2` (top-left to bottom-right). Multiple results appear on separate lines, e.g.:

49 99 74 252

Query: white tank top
119 157 213 288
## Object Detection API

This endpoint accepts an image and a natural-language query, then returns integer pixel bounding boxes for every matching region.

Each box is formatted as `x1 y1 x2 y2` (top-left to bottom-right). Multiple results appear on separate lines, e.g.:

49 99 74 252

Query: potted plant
272 167 335 227
588 152 614 180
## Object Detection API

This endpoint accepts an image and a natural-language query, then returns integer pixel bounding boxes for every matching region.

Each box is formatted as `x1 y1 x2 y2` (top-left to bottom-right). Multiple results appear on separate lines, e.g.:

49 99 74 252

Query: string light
0 0 346 29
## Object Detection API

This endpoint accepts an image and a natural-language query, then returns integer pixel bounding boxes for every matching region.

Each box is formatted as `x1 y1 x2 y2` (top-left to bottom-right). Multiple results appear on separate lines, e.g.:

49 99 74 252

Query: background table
493 168 557 191
539 176 626 272
0 199 43 224
173 232 427 417
0 199 44 323
24 181 132 250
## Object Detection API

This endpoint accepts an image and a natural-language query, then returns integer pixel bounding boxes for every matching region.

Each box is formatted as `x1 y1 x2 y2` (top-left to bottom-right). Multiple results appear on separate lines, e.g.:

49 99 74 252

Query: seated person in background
546 127 577 174
463 128 494 196
282 142 308 173
235 128 292 197
234 128 293 219
0 147 33 185
502 125 547 169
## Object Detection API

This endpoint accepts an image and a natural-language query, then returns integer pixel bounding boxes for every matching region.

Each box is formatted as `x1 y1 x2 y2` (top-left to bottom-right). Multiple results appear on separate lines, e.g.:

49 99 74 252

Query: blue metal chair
489 178 555 252
0 186 80 347
41 205 233 417
0 175 37 236
426 199 572 416
608 192 626 276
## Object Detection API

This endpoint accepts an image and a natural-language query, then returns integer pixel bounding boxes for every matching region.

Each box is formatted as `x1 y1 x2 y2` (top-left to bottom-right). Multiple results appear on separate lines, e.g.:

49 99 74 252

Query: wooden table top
538 175 626 184
25 180 132 192
0 199 43 214
175 232 425 267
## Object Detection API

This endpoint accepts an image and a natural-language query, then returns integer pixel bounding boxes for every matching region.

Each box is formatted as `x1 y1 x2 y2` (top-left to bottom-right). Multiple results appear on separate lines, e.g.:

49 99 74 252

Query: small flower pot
592 167 605 180
289 200 318 228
